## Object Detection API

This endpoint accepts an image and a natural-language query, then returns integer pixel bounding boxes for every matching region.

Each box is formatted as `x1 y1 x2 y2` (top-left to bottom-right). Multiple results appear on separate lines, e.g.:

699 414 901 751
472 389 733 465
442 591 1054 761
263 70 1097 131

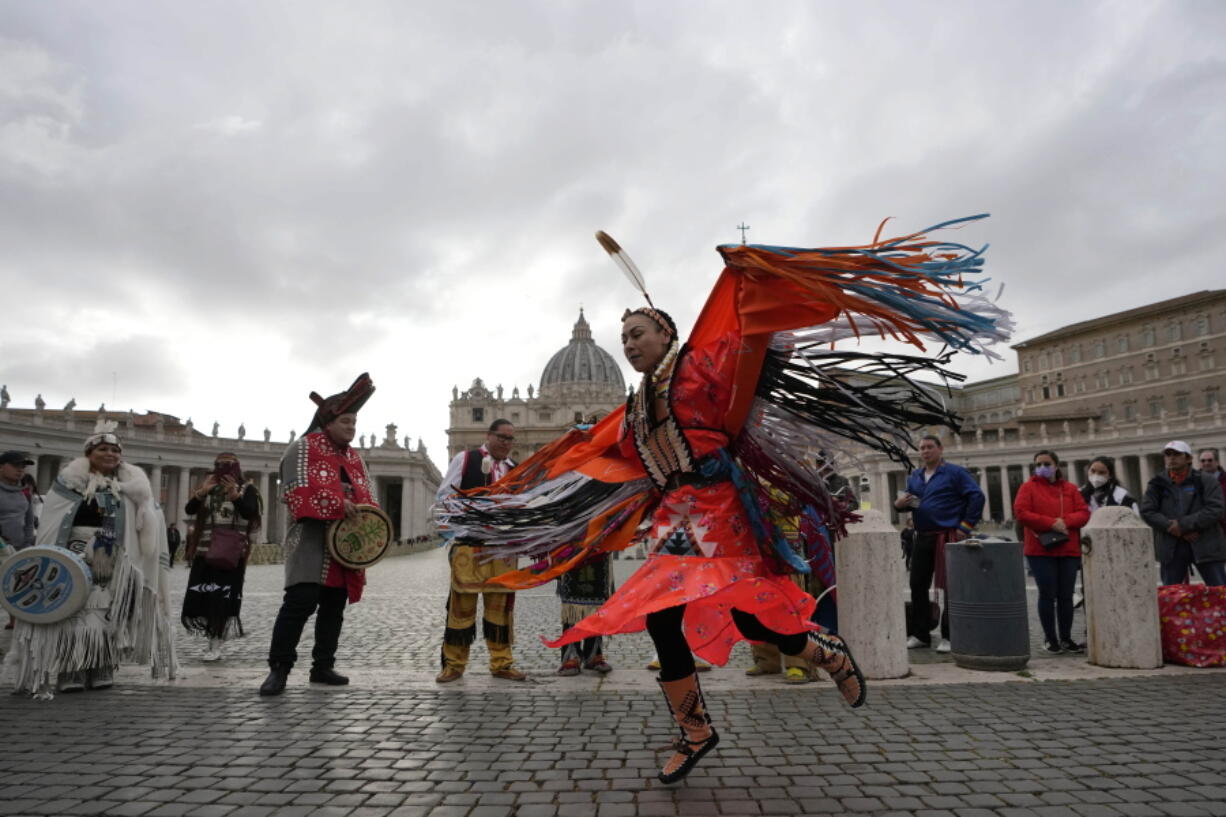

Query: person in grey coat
0 451 36 551
1140 440 1226 586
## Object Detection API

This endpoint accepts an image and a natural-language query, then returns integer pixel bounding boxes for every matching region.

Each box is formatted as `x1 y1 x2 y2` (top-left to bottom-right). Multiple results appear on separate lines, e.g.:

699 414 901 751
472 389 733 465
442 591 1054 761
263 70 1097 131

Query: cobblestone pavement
4 549 1226 816
2 676 1224 817
162 547 1085 673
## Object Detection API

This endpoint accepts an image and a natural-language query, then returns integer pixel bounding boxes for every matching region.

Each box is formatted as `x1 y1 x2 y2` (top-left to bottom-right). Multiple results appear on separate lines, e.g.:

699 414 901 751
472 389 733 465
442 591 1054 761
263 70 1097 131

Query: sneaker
783 667 810 684
556 659 581 677
202 647 222 662
935 639 952 654
1060 639 1086 653
906 636 929 649
646 658 661 670
1041 640 1064 655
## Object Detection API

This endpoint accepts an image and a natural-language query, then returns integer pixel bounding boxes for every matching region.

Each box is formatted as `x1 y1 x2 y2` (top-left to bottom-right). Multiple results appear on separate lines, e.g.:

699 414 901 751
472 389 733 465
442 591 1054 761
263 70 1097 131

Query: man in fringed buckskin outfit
435 419 525 682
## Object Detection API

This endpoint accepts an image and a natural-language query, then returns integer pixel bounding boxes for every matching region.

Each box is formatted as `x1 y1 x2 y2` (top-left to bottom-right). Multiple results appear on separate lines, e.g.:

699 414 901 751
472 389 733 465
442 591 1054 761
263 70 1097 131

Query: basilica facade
445 309 628 463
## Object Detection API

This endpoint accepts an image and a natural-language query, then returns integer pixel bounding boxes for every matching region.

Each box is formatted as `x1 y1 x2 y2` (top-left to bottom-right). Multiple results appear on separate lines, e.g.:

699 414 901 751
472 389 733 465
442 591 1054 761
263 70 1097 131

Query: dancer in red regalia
436 216 1011 783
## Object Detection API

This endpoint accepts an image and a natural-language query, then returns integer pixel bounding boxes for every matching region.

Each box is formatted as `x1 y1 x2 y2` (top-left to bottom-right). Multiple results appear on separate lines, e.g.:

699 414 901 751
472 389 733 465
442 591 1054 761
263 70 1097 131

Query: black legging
646 604 808 681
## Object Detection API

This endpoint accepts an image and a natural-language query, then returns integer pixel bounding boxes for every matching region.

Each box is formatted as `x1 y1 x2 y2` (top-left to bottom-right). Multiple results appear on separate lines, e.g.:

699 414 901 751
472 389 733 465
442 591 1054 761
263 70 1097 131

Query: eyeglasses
1200 458 1216 463
492 433 515 443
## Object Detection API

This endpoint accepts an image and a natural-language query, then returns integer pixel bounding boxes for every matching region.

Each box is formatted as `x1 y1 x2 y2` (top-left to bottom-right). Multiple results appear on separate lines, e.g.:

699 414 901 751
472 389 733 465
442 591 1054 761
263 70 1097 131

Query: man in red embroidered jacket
260 374 378 696
434 419 525 682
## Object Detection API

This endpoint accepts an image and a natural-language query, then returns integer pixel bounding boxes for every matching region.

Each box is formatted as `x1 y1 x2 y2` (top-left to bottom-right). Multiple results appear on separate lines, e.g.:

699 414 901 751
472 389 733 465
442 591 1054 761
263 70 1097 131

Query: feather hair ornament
596 231 653 307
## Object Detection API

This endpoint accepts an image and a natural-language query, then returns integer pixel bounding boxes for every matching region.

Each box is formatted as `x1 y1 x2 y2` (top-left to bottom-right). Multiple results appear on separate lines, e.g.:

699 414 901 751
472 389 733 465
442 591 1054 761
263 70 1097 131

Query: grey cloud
2 1 1224 463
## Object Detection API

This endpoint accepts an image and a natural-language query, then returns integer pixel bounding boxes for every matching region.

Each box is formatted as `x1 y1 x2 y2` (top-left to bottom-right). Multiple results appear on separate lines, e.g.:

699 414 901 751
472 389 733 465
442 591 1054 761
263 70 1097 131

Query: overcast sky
2 1 1223 469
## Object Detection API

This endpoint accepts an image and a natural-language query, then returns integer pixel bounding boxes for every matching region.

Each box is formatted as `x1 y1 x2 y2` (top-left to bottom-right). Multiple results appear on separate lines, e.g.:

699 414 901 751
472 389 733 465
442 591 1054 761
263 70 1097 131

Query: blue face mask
1034 464 1056 480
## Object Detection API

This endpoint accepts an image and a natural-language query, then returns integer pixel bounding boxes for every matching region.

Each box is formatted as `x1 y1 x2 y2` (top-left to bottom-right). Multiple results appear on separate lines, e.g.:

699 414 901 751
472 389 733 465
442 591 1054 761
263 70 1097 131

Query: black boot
259 665 290 696
309 667 349 686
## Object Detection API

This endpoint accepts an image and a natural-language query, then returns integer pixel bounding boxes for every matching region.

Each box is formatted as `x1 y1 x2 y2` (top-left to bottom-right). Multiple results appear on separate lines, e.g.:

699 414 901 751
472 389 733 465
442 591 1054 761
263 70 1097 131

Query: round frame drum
1 545 93 624
326 504 393 569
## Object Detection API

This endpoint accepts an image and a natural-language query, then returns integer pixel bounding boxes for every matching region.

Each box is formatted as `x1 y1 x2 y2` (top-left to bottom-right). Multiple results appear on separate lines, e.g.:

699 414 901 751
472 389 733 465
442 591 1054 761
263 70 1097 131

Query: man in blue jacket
894 435 985 653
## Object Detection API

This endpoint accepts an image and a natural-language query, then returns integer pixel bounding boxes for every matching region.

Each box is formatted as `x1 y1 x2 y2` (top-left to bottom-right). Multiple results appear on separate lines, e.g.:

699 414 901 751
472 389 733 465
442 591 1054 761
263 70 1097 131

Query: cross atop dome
571 307 592 342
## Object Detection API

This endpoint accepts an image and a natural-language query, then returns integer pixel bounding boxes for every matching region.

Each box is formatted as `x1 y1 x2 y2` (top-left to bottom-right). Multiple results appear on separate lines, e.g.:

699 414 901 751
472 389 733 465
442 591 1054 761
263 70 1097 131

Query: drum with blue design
0 545 93 624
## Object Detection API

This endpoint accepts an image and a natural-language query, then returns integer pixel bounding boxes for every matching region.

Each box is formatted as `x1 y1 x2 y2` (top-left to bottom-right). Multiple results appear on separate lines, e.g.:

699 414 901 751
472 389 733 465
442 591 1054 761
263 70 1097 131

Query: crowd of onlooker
895 438 1224 657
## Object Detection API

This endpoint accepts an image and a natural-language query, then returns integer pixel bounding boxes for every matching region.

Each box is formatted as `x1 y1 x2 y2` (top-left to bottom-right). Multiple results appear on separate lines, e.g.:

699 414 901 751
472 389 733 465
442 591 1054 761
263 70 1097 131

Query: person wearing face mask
1014 449 1091 654
1079 456 1138 515
259 374 378 696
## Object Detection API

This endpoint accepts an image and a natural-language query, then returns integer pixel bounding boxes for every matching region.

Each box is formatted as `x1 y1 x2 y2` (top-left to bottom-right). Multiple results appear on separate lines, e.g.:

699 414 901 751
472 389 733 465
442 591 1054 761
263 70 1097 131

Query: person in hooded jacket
1014 449 1091 655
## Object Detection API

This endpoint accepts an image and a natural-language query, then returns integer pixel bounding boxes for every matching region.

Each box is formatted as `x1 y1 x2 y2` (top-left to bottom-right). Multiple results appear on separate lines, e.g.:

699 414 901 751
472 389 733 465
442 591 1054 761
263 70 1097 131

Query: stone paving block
103 803 162 817
143 805 196 817
514 807 558 817
184 807 237 817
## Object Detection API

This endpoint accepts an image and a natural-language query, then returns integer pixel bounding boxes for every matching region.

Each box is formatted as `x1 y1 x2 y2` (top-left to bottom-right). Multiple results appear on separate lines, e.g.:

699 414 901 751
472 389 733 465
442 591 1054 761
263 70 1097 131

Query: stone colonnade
0 410 442 545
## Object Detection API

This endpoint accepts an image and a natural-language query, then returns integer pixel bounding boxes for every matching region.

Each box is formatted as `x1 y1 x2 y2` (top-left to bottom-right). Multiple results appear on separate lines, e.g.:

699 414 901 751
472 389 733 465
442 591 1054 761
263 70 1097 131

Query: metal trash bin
944 538 1030 671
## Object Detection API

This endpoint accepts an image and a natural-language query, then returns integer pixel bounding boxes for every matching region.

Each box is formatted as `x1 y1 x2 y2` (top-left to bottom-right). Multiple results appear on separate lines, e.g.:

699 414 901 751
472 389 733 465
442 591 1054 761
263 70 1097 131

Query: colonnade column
872 471 891 514
400 477 414 541
258 471 271 541
176 468 190 527
997 465 1013 523
150 465 164 510
976 466 989 518
1138 453 1155 489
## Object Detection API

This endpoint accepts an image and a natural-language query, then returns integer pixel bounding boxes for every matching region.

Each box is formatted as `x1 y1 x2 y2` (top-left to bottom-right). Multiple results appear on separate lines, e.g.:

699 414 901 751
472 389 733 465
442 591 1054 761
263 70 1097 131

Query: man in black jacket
1140 440 1226 586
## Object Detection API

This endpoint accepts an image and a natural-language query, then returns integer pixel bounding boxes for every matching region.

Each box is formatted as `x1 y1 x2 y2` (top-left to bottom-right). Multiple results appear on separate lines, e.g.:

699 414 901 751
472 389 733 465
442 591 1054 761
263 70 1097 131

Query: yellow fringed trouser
440 545 517 674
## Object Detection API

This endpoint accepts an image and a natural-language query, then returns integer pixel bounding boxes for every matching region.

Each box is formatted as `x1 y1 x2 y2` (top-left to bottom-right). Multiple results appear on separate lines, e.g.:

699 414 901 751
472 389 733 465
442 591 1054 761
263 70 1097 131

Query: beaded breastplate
626 344 698 491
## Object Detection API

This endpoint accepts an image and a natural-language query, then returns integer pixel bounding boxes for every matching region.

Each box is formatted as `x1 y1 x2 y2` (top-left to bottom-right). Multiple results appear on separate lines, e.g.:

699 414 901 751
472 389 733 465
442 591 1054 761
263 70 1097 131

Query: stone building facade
0 407 441 544
854 289 1226 524
446 309 627 462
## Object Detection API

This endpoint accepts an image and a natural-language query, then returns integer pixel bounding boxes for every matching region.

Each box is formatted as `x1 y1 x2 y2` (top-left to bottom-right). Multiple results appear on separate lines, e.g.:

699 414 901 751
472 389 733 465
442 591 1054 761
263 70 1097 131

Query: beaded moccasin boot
799 631 867 708
656 673 721 784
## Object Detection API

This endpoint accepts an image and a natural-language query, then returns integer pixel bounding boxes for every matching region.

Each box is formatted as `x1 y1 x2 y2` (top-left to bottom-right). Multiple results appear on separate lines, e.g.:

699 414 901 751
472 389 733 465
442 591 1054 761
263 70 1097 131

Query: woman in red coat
1013 449 1091 654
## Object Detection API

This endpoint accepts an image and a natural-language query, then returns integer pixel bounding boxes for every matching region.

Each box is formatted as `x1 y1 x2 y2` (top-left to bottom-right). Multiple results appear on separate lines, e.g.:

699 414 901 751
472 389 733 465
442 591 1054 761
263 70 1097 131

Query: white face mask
1088 474 1109 489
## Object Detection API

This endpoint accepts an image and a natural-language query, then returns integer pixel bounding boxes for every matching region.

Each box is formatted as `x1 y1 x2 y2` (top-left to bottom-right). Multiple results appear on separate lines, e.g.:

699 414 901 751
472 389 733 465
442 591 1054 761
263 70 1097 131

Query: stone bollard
1083 506 1162 669
835 509 908 679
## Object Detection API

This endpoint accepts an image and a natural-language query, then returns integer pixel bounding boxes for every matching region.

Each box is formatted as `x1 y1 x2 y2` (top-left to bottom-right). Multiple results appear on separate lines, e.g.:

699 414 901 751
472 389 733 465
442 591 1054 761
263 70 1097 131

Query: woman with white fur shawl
5 424 176 698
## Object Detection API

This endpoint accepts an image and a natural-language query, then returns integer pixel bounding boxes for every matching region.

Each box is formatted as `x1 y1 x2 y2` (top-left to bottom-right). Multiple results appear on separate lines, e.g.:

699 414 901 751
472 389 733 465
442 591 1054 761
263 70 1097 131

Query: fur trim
58 458 153 506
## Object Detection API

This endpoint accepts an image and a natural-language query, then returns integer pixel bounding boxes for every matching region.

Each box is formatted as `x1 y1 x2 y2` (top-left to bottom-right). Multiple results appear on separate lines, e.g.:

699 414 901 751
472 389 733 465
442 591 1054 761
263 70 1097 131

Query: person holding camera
181 453 261 661
1014 449 1090 654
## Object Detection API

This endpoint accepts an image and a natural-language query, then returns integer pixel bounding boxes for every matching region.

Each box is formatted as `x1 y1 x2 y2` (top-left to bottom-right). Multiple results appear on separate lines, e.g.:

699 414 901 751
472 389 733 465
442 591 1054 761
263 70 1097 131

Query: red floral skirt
544 482 819 665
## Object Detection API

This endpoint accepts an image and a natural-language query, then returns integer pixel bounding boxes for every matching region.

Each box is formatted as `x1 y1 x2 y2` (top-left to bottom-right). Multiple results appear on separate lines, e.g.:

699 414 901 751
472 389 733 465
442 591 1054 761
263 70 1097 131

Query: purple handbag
205 526 247 570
